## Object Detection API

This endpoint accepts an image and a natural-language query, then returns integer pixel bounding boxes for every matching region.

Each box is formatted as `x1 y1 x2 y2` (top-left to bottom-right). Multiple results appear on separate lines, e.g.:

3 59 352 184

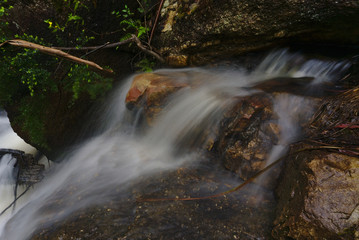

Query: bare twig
0 39 114 75
131 34 165 63
80 42 110 58
0 184 33 217
52 37 135 51
55 35 165 62
43 35 164 62
148 0 165 45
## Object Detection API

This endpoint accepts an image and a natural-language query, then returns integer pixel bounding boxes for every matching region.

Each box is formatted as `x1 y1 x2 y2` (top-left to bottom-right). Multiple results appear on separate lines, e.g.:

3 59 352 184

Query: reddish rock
125 73 188 123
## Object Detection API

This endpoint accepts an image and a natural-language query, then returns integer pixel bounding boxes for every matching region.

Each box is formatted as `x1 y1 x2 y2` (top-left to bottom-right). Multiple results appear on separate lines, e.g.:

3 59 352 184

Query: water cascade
0 50 351 239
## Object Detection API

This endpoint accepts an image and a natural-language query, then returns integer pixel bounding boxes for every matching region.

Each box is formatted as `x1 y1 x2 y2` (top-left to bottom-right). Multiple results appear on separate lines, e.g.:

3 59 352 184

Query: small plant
135 57 155 72
67 64 113 102
0 0 13 41
112 3 150 41
0 35 55 100
44 0 94 47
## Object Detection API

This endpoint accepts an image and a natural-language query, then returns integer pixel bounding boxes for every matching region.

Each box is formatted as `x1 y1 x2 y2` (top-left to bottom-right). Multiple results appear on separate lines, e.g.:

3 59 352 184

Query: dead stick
149 0 165 45
80 42 110 58
52 37 135 51
0 184 33 216
1 39 114 75
132 34 165 63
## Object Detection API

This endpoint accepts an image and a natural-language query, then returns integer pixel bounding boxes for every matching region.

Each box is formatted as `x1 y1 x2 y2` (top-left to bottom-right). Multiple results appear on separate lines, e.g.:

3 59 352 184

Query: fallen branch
52 35 165 63
0 39 114 75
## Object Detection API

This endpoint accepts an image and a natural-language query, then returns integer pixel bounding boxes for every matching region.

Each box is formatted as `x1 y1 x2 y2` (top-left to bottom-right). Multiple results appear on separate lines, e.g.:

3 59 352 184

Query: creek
0 49 352 239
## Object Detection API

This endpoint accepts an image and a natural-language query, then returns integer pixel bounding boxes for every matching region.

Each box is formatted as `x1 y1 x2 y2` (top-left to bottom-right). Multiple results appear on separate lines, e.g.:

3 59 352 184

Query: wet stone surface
30 159 277 240
215 93 277 180
273 144 359 239
0 149 44 185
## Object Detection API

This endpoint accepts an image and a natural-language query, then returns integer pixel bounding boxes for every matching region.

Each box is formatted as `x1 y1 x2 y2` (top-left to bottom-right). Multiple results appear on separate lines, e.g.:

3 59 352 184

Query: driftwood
0 39 114 75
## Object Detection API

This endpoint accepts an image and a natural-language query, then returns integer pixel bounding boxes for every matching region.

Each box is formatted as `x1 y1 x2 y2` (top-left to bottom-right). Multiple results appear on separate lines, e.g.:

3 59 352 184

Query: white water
0 49 350 239
0 113 37 155
0 155 16 218
0 112 38 237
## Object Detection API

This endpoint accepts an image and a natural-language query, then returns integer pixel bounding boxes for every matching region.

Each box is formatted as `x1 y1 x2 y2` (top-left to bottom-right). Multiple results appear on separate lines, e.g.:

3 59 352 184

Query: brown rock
215 93 278 180
273 145 359 239
125 72 190 124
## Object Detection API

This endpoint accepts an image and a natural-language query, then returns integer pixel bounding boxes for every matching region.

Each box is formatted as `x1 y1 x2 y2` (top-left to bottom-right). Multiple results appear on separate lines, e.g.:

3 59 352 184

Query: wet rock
0 149 44 185
272 87 359 239
125 72 189 124
215 93 278 180
273 145 359 239
29 160 276 240
154 0 359 66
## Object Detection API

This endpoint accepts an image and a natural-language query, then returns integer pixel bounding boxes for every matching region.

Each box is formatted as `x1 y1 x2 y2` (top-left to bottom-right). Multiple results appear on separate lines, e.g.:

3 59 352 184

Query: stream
0 49 351 239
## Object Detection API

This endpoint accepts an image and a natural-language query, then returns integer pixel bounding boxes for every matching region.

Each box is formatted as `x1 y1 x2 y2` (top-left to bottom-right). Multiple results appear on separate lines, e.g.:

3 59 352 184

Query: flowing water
0 49 351 239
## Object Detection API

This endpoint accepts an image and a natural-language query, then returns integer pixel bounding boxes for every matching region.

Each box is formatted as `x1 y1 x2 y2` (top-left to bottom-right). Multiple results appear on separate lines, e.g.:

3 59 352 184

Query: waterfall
0 155 16 219
0 49 350 239
0 113 37 155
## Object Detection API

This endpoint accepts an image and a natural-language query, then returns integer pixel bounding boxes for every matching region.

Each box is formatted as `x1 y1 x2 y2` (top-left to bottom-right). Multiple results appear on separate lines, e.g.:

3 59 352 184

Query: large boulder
153 0 359 66
273 145 359 239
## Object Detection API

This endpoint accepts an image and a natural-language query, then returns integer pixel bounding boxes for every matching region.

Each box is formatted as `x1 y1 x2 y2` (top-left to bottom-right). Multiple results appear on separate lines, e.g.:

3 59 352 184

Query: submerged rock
29 161 276 240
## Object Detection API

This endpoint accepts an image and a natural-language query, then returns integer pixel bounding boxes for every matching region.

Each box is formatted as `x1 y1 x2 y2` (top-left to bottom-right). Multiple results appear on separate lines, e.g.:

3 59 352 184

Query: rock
153 0 359 66
273 145 359 239
273 88 359 239
29 162 276 239
125 72 193 124
0 149 44 185
125 72 188 107
215 93 277 180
